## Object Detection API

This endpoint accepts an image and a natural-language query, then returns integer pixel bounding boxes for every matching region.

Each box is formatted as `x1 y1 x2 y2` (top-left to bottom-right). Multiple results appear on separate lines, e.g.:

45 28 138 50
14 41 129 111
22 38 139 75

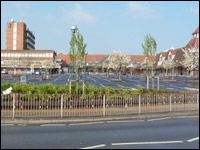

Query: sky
1 1 199 55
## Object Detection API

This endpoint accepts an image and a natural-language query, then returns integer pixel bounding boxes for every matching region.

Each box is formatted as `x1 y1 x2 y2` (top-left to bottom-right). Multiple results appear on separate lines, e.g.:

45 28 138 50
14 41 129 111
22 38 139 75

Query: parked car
1 69 8 74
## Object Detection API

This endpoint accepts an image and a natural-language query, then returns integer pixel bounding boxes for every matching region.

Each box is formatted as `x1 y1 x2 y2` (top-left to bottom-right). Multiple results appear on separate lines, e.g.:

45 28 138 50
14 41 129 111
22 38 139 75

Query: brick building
6 19 35 50
1 50 58 75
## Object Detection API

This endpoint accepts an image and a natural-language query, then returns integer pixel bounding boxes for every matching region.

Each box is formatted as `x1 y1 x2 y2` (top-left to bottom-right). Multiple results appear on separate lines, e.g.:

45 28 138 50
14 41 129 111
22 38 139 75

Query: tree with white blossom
103 56 114 77
108 50 131 80
161 59 176 79
181 47 199 72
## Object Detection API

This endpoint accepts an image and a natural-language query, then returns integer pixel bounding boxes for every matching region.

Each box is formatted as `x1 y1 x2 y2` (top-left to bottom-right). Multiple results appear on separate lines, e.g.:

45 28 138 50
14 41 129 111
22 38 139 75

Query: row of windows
1 53 53 58
1 60 51 65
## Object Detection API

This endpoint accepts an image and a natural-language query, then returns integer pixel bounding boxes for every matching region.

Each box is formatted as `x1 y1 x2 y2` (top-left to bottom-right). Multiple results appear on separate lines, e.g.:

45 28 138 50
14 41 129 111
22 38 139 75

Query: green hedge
1 82 174 96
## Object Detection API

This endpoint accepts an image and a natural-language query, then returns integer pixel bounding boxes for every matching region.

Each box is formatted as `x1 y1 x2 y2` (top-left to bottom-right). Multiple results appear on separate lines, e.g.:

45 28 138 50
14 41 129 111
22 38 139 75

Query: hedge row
1 82 174 96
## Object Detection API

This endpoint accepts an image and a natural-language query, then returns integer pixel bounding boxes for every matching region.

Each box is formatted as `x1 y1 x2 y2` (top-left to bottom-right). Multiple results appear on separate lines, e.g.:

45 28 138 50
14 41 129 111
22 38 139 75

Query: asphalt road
1 74 199 92
1 116 199 149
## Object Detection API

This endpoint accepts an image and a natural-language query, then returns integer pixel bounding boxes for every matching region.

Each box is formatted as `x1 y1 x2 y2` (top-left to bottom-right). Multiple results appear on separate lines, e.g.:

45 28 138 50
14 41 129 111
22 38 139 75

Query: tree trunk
119 67 122 80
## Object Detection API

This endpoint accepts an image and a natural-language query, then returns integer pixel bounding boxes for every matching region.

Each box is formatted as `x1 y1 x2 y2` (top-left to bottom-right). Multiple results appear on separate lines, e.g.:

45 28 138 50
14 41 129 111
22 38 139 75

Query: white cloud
128 1 154 19
189 7 199 15
61 3 96 24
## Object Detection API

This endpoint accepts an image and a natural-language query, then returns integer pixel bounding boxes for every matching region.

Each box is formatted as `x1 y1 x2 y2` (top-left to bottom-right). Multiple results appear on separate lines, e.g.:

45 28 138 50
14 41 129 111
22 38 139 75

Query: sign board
20 76 27 83
31 64 34 67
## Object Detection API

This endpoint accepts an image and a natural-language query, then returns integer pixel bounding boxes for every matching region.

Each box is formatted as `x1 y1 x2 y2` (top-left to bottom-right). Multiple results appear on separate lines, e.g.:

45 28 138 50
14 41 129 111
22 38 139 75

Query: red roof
185 38 199 49
128 55 146 63
193 27 199 35
168 49 177 55
57 54 156 66
160 52 168 57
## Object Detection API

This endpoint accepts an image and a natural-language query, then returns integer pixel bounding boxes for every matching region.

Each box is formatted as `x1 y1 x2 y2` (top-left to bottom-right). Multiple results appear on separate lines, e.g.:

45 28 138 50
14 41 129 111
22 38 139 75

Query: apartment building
6 19 35 50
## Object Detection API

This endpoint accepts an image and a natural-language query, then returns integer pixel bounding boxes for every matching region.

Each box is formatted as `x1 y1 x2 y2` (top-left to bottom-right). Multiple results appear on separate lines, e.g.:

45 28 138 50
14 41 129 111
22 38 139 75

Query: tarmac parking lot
1 73 199 92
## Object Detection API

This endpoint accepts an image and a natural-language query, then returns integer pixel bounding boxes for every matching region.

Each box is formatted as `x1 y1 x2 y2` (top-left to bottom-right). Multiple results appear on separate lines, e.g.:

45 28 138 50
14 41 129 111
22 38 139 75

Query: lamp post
84 51 88 84
71 25 77 80
192 49 195 88
19 56 21 83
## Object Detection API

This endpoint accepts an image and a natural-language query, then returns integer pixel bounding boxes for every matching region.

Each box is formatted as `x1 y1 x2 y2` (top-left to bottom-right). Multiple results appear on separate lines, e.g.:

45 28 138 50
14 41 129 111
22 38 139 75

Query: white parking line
112 141 183 146
187 137 199 142
130 80 140 83
147 117 171 122
69 122 104 126
100 84 105 87
54 74 64 82
92 79 97 82
80 144 106 149
104 79 111 82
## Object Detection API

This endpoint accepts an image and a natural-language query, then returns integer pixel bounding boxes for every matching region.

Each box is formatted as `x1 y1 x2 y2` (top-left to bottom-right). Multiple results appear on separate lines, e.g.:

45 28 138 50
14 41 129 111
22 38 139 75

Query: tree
103 56 114 77
181 48 199 72
142 34 157 89
140 58 152 75
161 59 175 79
42 60 54 78
69 28 87 89
108 50 131 80
8 60 17 75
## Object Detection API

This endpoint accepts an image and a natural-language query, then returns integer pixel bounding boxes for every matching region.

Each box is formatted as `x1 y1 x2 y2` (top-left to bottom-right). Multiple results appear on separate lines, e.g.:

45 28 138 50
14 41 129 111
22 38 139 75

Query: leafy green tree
69 28 87 90
142 34 157 89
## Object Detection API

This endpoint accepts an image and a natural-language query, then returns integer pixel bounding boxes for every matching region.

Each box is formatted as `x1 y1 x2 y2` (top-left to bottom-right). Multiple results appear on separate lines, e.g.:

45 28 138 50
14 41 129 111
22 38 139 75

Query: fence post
197 93 199 111
13 93 15 119
169 94 172 112
139 94 141 115
61 94 63 118
103 95 106 117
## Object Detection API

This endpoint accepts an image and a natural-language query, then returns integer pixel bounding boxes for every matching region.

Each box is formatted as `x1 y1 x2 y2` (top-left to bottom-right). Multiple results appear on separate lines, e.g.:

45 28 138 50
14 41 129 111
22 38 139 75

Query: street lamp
84 51 88 84
19 56 21 83
71 25 77 80
192 49 196 88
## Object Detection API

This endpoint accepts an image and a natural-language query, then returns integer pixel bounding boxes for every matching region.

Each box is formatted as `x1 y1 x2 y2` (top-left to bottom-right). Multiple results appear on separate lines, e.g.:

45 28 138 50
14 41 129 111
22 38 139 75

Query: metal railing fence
1 92 199 118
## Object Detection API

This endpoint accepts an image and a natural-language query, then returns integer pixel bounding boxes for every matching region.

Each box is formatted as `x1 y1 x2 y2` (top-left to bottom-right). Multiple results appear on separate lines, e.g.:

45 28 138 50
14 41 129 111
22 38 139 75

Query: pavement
1 110 199 125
